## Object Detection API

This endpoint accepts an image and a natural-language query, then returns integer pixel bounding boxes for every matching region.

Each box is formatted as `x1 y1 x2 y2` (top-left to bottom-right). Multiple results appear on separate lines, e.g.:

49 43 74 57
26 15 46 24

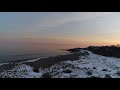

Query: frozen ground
1 50 120 78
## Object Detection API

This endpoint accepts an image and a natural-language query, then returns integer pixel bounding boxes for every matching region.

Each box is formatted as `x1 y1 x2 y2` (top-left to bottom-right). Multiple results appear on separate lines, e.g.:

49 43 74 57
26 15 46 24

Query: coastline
1 48 120 78
0 51 83 71
0 49 69 64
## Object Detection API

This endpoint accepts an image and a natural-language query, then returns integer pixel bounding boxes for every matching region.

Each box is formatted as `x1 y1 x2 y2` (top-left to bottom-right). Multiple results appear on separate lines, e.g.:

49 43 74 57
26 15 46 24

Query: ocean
0 49 69 63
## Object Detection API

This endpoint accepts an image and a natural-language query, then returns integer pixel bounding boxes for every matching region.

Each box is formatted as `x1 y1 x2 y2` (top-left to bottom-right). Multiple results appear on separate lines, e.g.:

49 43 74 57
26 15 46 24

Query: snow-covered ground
1 50 120 78
0 64 42 78
47 50 120 78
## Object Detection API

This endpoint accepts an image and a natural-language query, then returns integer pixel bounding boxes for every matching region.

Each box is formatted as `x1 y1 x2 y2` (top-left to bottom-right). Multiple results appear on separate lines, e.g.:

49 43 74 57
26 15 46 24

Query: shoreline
0 51 87 72
0 49 70 64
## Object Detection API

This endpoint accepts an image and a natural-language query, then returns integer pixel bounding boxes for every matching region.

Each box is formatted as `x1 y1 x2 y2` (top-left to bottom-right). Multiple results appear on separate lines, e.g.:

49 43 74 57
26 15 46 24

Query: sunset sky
0 12 120 55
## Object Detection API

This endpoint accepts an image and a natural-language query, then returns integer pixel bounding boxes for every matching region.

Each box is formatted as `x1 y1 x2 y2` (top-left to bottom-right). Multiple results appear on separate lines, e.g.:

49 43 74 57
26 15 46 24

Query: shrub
42 72 52 78
93 67 96 69
116 71 120 76
33 68 39 73
102 69 108 71
87 45 120 58
63 69 72 73
105 74 112 78
86 71 92 75
89 76 101 78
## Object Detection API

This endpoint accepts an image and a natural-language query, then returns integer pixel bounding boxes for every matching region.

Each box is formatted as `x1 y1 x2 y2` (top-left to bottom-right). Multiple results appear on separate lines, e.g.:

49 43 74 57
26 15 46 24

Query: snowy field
1 50 120 78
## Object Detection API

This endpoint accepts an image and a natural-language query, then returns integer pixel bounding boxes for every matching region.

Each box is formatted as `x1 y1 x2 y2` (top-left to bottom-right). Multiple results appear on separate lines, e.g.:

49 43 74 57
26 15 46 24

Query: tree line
87 45 120 58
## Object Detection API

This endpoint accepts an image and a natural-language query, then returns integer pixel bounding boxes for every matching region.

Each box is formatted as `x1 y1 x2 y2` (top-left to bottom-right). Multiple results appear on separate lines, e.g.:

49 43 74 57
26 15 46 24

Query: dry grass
0 51 89 73
24 53 82 71
0 63 16 71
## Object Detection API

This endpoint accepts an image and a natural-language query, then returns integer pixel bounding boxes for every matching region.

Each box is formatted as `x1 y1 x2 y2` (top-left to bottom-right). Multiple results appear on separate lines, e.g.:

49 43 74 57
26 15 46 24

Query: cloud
36 12 113 29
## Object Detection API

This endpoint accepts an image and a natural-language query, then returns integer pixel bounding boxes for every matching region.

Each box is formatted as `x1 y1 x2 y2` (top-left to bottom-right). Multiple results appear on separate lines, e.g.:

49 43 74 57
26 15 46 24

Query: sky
0 12 120 55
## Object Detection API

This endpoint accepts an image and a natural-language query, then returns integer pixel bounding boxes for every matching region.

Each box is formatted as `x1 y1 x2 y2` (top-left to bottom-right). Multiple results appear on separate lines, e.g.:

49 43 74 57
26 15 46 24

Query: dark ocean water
0 50 69 63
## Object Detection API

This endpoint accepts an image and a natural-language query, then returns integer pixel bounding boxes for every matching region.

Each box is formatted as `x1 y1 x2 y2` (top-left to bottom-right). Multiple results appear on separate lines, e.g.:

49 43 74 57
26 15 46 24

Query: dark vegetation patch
0 76 3 78
102 69 108 71
116 71 120 76
67 45 120 58
93 67 96 69
83 67 90 70
86 71 92 75
88 76 101 78
42 72 52 78
0 63 16 71
67 48 82 53
105 74 112 78
87 45 120 58
24 53 83 72
33 68 39 73
63 69 72 73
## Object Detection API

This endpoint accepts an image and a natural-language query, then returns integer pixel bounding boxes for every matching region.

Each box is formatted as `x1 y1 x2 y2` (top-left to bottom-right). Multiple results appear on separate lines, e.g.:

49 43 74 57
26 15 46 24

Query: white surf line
19 58 41 63
0 63 9 66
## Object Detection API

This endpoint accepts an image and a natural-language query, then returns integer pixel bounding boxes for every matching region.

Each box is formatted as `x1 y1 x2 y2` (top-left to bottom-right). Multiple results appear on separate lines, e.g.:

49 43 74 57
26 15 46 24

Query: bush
33 68 39 73
87 45 120 58
116 71 120 76
86 71 92 75
102 69 108 71
105 74 112 78
93 67 96 69
63 69 72 73
42 72 52 78
89 76 101 78
0 76 3 78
